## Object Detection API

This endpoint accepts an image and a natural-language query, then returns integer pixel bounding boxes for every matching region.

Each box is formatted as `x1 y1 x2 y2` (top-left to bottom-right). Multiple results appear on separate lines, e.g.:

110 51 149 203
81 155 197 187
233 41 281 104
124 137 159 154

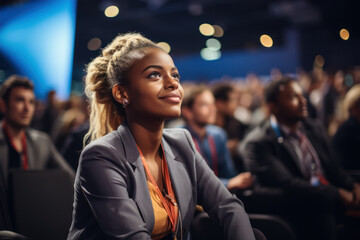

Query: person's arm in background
215 128 253 191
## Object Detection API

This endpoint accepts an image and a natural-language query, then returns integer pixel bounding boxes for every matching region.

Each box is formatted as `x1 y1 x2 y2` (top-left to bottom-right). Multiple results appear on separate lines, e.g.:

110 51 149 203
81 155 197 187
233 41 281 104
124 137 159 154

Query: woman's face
124 47 184 121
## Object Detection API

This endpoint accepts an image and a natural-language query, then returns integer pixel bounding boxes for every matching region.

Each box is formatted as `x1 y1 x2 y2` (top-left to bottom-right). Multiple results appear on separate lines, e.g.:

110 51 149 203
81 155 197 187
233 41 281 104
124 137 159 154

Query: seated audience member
181 85 253 191
333 84 360 171
213 83 249 172
239 77 360 240
67 33 260 240
0 75 75 229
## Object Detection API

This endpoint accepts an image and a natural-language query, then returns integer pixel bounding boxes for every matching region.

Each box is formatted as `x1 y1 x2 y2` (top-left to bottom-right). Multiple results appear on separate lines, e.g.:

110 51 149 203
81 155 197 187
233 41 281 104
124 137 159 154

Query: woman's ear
112 84 129 104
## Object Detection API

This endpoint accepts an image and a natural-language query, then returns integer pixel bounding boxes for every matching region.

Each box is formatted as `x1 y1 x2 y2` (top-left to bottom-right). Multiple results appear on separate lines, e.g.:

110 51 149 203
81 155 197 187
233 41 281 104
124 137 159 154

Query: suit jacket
67 123 255 240
239 119 354 213
0 125 75 230
0 125 75 187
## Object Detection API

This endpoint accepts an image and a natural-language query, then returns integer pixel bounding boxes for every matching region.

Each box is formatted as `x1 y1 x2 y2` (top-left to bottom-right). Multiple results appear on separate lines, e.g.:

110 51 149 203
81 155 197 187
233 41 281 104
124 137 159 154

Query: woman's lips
159 92 181 103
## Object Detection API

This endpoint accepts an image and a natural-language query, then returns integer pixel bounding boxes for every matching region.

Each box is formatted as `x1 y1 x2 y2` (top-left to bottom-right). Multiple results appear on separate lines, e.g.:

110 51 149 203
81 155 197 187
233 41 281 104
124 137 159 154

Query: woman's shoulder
163 127 191 142
81 130 123 159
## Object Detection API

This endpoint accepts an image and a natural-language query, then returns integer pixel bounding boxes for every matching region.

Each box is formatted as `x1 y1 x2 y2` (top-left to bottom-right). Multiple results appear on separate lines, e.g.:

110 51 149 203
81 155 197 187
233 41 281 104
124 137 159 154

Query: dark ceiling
72 0 358 67
1 0 359 75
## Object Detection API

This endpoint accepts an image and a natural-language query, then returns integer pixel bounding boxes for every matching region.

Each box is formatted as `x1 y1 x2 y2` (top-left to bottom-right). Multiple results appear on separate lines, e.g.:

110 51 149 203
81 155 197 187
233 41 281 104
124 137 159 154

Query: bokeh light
260 34 273 48
206 38 221 51
104 5 119 18
314 55 325 68
213 25 224 37
87 38 101 51
199 23 214 36
200 48 221 61
339 28 350 40
157 42 171 53
188 3 203 16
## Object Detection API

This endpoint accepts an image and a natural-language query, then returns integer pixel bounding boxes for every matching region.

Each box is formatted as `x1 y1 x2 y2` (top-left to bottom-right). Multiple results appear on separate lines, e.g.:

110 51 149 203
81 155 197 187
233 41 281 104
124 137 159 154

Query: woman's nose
164 75 179 89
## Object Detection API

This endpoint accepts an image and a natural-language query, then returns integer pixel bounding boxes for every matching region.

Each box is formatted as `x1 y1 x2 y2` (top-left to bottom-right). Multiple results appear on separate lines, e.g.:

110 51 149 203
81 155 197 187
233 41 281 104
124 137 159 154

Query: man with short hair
240 77 360 240
0 75 74 229
181 85 253 191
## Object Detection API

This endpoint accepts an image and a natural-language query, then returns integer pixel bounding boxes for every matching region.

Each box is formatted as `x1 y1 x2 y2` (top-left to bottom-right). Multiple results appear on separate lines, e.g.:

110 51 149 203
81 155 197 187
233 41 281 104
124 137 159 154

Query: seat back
249 214 296 240
10 170 74 240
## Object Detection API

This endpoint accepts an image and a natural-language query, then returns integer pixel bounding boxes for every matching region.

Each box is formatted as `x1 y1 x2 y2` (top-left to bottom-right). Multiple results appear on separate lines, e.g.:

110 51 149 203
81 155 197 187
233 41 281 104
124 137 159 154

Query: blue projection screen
0 0 77 100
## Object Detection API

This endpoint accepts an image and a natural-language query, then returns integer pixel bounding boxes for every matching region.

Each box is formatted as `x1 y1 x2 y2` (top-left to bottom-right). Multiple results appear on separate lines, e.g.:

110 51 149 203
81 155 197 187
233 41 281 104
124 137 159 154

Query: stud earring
122 99 129 108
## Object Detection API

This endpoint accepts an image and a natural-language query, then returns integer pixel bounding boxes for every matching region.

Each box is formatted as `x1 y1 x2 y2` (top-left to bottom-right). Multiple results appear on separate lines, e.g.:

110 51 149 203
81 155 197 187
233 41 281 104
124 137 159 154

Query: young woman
67 33 257 240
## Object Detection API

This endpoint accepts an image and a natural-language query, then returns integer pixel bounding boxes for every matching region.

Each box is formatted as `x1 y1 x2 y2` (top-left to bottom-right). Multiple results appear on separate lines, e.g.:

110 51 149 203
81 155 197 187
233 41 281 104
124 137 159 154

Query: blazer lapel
280 138 306 178
266 121 305 178
116 123 155 232
25 130 36 169
162 139 191 224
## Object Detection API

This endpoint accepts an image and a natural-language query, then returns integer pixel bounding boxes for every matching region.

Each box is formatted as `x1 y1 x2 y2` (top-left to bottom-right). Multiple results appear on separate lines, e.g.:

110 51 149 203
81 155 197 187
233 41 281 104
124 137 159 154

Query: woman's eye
148 72 161 78
172 73 181 80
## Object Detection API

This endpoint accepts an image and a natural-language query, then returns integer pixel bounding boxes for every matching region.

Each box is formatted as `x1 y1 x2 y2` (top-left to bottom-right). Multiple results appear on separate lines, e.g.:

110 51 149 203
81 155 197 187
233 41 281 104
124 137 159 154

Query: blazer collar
266 119 306 178
116 122 142 168
116 122 185 233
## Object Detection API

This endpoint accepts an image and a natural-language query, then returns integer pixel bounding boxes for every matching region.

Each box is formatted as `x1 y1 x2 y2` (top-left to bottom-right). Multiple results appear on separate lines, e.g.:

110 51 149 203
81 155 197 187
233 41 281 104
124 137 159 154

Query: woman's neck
127 119 164 161
2 121 25 151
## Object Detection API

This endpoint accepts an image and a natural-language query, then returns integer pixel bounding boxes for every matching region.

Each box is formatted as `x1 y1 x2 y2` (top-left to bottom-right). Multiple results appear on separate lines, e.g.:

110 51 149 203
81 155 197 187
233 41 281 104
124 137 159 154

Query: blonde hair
343 84 360 119
84 33 159 143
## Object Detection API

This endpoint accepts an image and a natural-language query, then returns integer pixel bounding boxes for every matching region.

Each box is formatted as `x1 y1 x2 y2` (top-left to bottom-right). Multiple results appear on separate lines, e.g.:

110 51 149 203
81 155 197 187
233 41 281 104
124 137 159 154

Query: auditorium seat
0 230 29 240
9 170 74 240
249 214 296 240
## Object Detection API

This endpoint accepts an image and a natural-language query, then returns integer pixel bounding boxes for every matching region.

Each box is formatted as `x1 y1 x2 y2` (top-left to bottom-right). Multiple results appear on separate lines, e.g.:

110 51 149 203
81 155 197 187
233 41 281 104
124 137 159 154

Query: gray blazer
67 123 255 240
0 126 75 187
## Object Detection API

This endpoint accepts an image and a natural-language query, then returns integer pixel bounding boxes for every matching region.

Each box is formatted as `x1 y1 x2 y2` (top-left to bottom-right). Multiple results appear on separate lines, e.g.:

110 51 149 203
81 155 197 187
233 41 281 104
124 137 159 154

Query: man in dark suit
239 77 360 240
0 75 74 230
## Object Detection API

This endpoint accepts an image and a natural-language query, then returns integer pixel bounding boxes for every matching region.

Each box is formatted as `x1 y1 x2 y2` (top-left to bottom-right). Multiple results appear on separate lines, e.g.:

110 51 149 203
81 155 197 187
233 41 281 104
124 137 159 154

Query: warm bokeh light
314 55 325 67
104 5 119 18
213 25 224 37
199 23 214 36
157 42 171 53
87 38 102 51
200 48 221 61
260 34 273 48
206 38 221 51
339 28 350 40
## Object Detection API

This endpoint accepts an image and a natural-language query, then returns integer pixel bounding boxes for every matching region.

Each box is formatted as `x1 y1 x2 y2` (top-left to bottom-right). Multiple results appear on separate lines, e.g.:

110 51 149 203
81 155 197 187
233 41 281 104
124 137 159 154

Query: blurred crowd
1 65 360 240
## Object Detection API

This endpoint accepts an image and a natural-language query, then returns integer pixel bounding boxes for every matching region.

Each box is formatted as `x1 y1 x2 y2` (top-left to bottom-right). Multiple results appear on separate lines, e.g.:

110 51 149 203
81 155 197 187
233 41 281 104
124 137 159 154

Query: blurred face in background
2 87 35 129
190 90 217 127
272 81 308 124
216 90 238 117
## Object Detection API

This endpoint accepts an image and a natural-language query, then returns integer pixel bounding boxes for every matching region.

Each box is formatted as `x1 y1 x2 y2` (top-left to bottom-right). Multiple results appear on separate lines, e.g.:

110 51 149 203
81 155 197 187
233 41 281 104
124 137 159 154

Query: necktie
292 130 329 186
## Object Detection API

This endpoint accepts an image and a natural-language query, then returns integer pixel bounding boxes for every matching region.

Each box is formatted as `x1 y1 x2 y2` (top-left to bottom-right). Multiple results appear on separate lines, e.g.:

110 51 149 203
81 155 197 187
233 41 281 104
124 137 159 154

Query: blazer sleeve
183 130 255 240
30 130 75 178
78 144 151 240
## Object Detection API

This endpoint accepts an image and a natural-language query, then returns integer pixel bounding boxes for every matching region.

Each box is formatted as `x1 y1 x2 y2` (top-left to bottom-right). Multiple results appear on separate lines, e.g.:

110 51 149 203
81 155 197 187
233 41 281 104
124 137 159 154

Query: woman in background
67 33 257 240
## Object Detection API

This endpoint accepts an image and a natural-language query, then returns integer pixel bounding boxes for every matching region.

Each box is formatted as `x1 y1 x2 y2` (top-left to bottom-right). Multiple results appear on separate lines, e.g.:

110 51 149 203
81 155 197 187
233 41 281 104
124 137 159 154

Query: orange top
147 181 172 239
137 145 179 239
